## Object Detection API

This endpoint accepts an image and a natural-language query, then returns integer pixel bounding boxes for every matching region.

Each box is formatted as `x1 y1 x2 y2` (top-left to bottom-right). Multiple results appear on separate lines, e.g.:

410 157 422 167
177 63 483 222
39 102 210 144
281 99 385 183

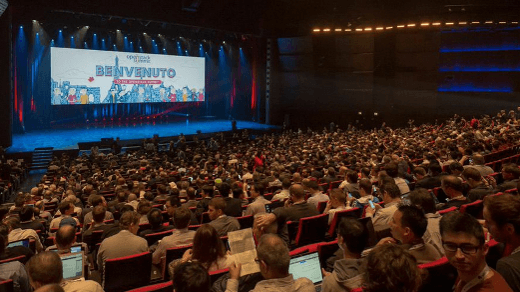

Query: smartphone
369 200 375 209
372 186 377 194
265 204 272 213
348 192 353 198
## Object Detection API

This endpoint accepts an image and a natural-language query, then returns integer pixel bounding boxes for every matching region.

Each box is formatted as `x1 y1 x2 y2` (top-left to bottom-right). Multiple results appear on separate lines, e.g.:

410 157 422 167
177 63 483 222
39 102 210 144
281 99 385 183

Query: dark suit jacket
224 198 243 217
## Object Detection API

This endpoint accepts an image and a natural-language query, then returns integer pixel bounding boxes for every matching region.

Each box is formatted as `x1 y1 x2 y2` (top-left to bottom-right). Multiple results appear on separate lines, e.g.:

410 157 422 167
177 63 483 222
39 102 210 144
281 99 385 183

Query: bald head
472 154 485 165
26 252 63 288
55 225 76 249
257 234 290 278
289 184 305 200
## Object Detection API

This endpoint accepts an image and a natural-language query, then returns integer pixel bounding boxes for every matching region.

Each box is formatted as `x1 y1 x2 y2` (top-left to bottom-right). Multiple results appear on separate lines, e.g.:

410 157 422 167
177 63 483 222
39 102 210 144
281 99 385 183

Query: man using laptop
26 251 103 292
45 225 87 255
226 234 315 292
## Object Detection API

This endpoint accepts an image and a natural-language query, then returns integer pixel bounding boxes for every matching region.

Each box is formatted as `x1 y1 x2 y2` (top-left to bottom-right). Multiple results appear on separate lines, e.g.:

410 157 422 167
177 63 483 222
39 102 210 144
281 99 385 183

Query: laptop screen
59 252 84 280
289 252 323 284
7 239 29 249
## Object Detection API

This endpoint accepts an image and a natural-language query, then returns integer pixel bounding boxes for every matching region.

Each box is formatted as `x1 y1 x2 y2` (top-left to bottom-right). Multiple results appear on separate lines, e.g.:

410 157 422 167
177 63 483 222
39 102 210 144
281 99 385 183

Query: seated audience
49 201 80 232
244 182 271 216
169 224 234 279
440 212 513 292
152 207 196 265
439 175 468 210
223 183 243 217
97 211 148 276
208 197 240 237
82 205 114 248
3 216 43 252
26 251 103 292
462 167 494 202
226 234 314 292
304 178 329 207
0 223 33 264
139 208 174 237
378 204 442 264
483 194 520 292
46 224 87 254
271 178 291 202
19 205 45 235
173 261 211 292
407 189 443 255
0 234 30 292
322 217 368 291
323 188 347 224
349 178 379 209
365 183 401 232
363 244 421 292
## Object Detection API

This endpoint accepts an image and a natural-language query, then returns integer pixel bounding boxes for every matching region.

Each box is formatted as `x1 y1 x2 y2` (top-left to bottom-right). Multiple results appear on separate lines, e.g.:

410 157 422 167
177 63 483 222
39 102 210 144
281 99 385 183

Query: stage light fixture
364 27 372 31
345 28 352 31
59 30 62 32
374 112 378 116
499 21 506 24
313 28 320 32
386 26 393 29
376 27 383 30
512 21 519 24
143 32 147 35
471 21 480 24
355 28 362 31
323 28 331 32
20 26 23 28
397 25 405 28
446 22 454 25
485 21 493 24
335 28 342 32
459 22 467 25
421 23 430 26
432 22 441 26
116 29 120 32
407 24 416 27
358 112 362 115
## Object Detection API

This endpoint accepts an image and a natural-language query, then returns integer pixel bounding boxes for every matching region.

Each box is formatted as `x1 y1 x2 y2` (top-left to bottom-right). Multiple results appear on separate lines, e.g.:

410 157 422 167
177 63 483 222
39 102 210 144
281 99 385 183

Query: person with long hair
168 224 234 279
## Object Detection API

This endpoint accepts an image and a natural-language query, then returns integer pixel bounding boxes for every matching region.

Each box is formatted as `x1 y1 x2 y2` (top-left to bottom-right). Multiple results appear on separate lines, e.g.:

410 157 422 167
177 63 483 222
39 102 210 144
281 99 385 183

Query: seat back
125 281 173 292
459 200 484 219
418 257 458 292
138 223 152 234
144 230 174 246
0 279 13 292
237 215 254 229
165 244 193 269
200 212 211 223
328 208 361 237
103 251 153 292
358 217 378 248
329 180 343 190
438 206 458 215
0 255 26 265
295 214 328 247
316 201 328 214
317 240 339 269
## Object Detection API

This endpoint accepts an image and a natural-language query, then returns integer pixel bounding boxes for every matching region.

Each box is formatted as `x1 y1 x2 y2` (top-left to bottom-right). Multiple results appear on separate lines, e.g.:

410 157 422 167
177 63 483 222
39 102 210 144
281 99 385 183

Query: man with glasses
440 212 512 292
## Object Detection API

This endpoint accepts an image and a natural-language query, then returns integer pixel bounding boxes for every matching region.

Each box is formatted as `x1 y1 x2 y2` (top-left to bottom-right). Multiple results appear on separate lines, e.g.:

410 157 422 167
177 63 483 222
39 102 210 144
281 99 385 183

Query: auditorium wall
270 28 520 129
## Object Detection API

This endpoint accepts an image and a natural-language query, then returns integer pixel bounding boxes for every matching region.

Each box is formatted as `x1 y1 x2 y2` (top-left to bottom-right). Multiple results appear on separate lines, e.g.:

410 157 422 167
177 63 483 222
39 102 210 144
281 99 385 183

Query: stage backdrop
51 48 205 105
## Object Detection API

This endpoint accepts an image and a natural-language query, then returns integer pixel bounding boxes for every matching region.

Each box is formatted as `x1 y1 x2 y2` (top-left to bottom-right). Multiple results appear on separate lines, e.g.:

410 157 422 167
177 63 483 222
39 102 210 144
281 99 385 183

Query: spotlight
124 36 127 39
59 30 62 32
93 33 96 35
374 112 378 116
116 29 120 32
20 26 23 28
323 28 331 32
223 41 226 44
313 29 321 32
85 26 89 28
143 32 147 35
32 20 36 22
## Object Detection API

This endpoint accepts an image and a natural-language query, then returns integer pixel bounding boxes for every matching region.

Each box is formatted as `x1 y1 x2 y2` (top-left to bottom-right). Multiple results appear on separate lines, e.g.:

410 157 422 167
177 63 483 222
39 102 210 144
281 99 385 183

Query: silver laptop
289 252 323 292
59 252 85 281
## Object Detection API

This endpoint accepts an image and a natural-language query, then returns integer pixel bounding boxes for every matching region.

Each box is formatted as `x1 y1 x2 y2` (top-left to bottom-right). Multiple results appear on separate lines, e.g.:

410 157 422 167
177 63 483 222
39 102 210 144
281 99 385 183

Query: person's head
119 211 141 234
137 200 152 216
303 178 319 191
289 184 305 202
381 183 401 204
256 234 291 279
346 170 358 183
282 178 291 190
408 188 437 214
201 185 214 198
472 154 485 166
440 212 488 276
92 205 106 224
253 214 278 240
441 175 464 198
461 167 482 188
231 186 243 199
172 261 211 292
3 216 21 231
20 205 34 222
147 208 163 229
89 194 105 207
483 194 520 244
208 197 226 221
54 225 76 250
501 163 520 180
364 244 421 292
34 284 65 292
173 207 192 230
218 183 231 197
165 196 181 216
191 224 226 266
58 201 74 215
384 163 399 178
329 188 346 208
412 167 427 179
26 251 63 289
390 205 427 244
251 182 265 198
337 217 367 257
449 162 464 176
358 178 372 197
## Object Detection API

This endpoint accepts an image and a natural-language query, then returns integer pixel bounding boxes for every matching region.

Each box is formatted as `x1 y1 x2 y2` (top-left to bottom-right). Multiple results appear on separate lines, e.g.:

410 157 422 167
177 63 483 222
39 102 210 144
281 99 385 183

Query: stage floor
8 120 278 153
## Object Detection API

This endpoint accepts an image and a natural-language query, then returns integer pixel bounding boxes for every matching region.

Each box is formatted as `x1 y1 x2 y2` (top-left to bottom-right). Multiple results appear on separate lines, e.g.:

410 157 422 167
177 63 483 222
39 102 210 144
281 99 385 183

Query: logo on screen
127 55 151 64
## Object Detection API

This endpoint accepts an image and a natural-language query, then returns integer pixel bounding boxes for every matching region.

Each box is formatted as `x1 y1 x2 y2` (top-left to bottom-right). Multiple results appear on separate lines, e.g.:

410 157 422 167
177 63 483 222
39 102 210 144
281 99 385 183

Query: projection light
432 23 441 26
421 23 430 26
355 28 362 31
445 22 454 25
459 22 467 25
376 27 383 30
407 24 416 27
335 28 342 32
313 29 320 32
85 26 89 28
32 20 36 22
323 28 331 32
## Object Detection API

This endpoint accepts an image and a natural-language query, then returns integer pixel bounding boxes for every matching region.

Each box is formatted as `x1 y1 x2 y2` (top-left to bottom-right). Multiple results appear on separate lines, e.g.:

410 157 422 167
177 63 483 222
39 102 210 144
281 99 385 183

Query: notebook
288 252 323 291
59 252 85 281
7 239 29 249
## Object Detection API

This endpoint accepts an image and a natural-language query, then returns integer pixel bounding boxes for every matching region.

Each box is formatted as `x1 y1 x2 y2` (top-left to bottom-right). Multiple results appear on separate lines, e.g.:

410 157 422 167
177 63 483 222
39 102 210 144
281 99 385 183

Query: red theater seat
125 281 173 292
103 251 153 292
294 214 328 247
417 257 458 292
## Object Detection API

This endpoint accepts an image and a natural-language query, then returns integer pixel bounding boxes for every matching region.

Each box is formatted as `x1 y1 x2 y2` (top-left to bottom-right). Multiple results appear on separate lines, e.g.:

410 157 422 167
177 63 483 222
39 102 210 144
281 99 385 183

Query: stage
8 120 279 153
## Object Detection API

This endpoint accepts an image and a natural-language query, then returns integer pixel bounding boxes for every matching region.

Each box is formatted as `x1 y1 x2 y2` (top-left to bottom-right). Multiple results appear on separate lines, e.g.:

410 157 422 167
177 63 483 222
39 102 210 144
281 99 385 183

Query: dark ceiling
10 0 520 37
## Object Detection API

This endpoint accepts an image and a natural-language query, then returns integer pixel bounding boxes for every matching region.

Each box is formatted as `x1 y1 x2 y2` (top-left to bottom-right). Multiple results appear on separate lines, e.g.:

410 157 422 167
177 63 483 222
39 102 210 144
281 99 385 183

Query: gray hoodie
322 258 365 292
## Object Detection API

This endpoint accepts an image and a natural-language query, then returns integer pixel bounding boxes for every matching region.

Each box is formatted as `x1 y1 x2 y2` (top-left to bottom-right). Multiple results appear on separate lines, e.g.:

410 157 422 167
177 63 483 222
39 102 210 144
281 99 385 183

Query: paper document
228 228 260 276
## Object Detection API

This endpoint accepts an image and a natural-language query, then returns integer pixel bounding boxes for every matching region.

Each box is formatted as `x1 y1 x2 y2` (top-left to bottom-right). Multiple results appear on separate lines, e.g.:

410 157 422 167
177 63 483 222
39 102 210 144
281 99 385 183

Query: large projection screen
51 47 205 105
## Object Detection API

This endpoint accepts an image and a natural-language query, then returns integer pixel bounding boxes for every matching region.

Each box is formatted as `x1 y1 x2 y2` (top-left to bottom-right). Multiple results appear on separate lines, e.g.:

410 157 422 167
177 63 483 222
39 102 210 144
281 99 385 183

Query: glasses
442 243 481 255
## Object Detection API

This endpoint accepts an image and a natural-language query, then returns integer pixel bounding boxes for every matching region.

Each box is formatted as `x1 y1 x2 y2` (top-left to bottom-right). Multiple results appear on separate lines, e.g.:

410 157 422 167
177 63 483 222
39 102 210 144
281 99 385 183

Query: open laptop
59 252 85 281
7 239 30 249
48 244 84 254
288 252 323 292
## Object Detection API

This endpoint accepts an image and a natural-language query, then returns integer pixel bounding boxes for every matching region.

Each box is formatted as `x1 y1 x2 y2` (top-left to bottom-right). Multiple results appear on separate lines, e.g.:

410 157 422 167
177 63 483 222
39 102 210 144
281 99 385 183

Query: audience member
3 216 43 252
365 183 401 232
173 261 211 292
208 197 240 237
439 175 468 210
304 178 329 207
407 189 443 255
323 188 347 224
244 182 271 216
462 167 494 202
440 212 513 292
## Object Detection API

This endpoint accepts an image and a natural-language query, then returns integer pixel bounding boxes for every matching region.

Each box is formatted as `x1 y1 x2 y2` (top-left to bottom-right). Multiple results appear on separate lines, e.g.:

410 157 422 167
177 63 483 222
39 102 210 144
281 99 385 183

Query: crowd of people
1 108 520 292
